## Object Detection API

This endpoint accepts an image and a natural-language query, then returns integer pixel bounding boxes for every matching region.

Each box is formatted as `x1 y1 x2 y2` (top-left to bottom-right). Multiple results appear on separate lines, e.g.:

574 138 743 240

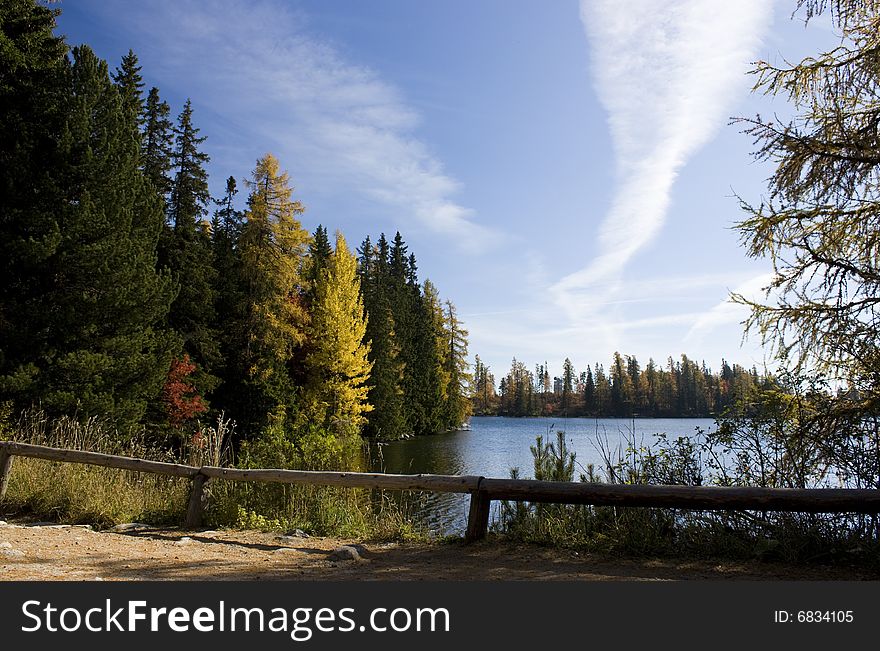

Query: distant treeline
471 354 768 418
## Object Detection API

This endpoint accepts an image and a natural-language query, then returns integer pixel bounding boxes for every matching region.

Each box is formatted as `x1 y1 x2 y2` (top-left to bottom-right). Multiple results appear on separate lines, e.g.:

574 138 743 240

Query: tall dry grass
0 409 425 540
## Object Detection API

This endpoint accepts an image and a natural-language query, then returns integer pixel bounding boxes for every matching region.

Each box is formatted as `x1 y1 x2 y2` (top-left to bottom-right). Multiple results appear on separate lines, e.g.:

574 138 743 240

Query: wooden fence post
465 488 491 543
0 447 12 501
185 472 209 529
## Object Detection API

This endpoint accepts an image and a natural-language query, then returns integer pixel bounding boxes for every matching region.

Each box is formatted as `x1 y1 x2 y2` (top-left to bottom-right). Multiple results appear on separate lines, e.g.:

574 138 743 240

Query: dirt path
1 518 874 581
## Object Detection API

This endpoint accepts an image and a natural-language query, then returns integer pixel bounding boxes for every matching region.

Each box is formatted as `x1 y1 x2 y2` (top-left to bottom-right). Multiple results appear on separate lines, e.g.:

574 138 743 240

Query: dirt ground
1 517 875 581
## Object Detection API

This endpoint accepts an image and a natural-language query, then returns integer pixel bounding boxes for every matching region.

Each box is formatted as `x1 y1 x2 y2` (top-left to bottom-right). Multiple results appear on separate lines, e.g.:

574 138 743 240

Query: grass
493 428 880 569
0 410 427 542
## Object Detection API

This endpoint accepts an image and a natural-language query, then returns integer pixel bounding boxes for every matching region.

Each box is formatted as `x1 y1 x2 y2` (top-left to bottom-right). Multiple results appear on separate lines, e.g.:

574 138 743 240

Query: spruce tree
0 0 69 409
211 176 245 319
165 98 219 394
304 224 332 305
442 299 471 428
358 236 406 440
111 49 144 135
416 280 450 433
2 44 177 426
142 87 174 200
561 357 575 415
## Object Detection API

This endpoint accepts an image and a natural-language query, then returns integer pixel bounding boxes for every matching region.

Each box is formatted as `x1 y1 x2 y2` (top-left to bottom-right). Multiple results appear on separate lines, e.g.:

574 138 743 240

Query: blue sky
55 0 840 380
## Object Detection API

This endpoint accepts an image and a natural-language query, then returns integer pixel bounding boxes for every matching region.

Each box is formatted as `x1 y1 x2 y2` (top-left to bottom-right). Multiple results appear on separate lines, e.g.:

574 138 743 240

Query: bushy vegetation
496 404 880 566
1 410 425 541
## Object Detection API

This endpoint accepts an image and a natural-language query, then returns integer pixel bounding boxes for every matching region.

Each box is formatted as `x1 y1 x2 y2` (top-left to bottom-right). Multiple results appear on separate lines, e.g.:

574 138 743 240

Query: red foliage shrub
162 354 208 427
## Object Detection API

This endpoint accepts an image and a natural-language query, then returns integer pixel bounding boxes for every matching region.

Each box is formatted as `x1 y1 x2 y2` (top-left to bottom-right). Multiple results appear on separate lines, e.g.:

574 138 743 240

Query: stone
174 537 193 546
109 523 150 533
327 545 363 562
0 541 11 548
1 548 25 558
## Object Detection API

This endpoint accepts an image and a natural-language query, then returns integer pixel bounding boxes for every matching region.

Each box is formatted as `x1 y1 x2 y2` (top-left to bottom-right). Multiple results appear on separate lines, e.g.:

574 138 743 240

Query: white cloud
550 0 775 322
122 0 492 251
685 272 773 346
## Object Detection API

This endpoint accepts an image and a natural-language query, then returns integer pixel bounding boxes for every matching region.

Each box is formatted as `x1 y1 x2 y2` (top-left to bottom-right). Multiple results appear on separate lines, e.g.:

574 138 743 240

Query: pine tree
305 224 332 304
583 366 596 416
111 49 144 135
211 176 245 319
165 98 218 394
142 87 174 200
0 0 69 411
210 175 246 426
442 299 471 428
471 355 497 415
302 232 373 431
359 235 406 440
561 357 575 415
2 44 177 426
417 280 451 432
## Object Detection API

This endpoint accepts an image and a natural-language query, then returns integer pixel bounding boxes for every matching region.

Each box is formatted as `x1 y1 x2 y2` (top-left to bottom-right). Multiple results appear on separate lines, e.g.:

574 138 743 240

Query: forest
2 0 880 566
0 1 471 457
471 354 767 418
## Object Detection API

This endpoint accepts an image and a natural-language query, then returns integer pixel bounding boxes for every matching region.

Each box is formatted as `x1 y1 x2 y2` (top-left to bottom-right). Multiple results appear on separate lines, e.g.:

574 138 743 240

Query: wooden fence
2 440 880 542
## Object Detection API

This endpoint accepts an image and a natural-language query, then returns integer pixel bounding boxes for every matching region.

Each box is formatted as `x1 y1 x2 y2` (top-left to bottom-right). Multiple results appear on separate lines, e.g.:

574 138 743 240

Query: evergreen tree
302 232 373 431
442 299 471 428
141 87 174 200
417 280 451 433
561 357 575 415
210 175 247 424
165 98 218 393
111 49 144 135
305 224 332 304
583 366 595 416
0 0 68 409
471 355 497 415
359 235 406 440
2 44 177 426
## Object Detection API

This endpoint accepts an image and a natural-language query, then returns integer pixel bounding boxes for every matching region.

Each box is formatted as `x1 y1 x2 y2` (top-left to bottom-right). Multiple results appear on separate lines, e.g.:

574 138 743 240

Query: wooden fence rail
2 440 880 542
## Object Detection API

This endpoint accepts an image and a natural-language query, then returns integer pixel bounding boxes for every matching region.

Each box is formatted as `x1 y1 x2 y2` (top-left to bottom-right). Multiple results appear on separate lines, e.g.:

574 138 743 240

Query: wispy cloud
551 0 774 318
119 0 493 251
685 272 773 346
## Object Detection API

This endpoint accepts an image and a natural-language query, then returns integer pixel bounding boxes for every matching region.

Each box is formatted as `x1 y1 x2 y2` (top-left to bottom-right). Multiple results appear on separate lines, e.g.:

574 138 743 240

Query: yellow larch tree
234 153 310 427
303 231 373 431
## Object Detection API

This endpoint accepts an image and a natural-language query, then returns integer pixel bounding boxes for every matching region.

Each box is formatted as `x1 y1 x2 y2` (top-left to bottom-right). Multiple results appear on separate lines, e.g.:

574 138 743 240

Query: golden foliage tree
235 153 310 426
303 231 373 431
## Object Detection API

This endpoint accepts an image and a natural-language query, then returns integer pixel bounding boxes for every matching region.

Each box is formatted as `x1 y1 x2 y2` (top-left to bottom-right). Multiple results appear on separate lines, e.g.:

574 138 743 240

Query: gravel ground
1 518 875 581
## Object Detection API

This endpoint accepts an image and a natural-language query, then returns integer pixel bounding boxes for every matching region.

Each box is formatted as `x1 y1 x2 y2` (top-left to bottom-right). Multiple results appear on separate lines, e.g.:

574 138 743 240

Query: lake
368 416 716 535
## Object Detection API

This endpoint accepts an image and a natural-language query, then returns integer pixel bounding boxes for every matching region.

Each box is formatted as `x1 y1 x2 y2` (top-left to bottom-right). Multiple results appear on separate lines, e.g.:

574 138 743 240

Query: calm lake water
368 416 716 535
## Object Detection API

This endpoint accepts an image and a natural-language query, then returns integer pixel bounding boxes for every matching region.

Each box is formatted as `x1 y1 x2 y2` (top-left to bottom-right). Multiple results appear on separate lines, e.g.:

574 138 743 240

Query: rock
327 545 364 562
272 547 299 555
174 537 193 546
275 530 309 543
109 523 150 533
0 541 11 548
0 520 7 527
1 548 25 558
